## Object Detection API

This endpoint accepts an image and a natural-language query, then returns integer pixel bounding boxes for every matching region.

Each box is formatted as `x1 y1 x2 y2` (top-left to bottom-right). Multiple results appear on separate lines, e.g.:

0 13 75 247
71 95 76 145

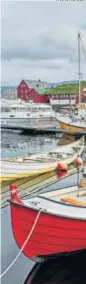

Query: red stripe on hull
10 203 86 260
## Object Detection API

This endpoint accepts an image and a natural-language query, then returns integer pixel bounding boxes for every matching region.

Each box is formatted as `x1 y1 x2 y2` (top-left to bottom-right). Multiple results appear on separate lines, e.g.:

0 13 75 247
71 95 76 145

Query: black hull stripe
37 249 85 259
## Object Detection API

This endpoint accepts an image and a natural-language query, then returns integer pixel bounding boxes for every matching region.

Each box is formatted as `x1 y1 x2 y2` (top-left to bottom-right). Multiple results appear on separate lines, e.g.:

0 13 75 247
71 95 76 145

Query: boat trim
9 193 86 220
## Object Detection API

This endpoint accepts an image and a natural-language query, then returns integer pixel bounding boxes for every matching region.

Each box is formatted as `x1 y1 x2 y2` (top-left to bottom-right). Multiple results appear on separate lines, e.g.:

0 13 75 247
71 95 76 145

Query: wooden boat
25 135 84 159
1 136 84 181
57 106 86 133
9 179 86 262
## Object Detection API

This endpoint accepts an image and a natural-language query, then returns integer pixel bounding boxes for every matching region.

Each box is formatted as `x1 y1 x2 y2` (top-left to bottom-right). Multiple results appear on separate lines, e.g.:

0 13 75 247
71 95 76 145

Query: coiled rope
0 208 42 279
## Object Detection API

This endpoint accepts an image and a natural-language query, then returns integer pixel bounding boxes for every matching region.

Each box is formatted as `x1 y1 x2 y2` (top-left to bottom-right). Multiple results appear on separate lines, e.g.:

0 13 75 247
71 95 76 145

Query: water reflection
36 171 83 194
1 130 61 158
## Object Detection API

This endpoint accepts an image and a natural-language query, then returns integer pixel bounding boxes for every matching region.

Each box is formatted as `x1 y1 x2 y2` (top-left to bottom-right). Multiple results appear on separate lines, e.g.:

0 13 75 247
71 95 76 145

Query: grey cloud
1 1 86 85
1 2 86 62
1 28 79 62
2 21 86 63
2 57 86 86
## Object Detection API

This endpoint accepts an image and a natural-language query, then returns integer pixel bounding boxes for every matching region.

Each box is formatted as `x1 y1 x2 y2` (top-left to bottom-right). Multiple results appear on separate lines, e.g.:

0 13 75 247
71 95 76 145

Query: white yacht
1 99 57 129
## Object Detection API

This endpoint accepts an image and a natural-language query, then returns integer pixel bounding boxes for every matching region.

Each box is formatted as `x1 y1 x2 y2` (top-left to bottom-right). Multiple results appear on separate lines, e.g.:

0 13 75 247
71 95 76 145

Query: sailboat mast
78 32 81 104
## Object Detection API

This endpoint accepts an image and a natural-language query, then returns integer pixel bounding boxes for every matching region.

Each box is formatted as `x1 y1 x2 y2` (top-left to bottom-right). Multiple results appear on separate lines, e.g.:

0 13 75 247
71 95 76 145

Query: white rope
0 208 42 279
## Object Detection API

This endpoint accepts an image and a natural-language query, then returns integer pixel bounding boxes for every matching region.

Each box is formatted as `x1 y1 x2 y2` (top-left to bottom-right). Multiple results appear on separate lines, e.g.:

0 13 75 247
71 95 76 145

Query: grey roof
24 79 48 91
25 79 47 84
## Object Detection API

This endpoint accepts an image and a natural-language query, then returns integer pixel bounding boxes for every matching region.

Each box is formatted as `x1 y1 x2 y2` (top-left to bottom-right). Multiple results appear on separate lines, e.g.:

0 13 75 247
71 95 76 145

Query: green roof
37 89 49 95
35 81 86 96
46 82 86 95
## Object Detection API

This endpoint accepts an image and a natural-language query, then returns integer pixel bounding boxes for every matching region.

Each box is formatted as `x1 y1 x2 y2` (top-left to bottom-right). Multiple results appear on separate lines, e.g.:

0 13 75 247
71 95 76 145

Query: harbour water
1 130 86 283
1 129 60 158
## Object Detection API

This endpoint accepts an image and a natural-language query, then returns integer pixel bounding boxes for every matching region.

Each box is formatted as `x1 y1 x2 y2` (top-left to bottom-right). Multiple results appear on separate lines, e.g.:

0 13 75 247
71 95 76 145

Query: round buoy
9 184 23 204
75 157 83 168
57 162 68 171
57 170 67 179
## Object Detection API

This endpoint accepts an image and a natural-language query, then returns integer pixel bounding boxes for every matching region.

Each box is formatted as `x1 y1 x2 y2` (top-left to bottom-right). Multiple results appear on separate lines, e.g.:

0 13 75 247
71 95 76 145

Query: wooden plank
61 197 86 206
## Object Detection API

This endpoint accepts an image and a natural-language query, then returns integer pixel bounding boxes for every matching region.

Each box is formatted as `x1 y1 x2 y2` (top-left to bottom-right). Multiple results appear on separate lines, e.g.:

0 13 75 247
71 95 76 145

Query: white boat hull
1 160 57 180
1 136 84 181
1 116 56 129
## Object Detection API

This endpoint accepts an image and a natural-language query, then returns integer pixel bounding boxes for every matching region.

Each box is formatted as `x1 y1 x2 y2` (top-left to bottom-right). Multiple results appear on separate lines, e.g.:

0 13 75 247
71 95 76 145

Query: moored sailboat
57 33 86 133
57 108 86 132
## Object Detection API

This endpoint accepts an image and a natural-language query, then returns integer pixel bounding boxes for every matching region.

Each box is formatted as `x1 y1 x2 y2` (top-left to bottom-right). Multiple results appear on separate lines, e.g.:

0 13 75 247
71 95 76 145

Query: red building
17 79 48 103
75 88 86 104
17 80 86 105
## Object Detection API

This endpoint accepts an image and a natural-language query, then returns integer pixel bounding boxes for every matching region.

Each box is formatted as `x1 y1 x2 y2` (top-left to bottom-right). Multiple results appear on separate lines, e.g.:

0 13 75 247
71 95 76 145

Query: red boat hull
10 201 86 261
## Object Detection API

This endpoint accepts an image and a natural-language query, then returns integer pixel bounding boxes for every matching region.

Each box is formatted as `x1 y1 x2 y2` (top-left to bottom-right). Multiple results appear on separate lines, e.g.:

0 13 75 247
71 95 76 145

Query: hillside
45 81 86 95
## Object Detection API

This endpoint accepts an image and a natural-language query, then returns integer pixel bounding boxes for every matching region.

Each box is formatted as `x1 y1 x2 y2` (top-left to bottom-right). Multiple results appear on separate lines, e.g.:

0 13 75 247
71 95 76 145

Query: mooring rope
0 208 42 278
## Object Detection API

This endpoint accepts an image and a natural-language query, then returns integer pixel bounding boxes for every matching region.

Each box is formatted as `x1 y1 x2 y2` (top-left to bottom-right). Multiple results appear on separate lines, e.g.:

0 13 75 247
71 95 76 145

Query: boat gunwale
8 188 86 221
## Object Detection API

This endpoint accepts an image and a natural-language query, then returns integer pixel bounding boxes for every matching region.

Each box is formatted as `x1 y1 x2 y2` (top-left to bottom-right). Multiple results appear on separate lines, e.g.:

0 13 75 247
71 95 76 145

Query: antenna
78 32 81 104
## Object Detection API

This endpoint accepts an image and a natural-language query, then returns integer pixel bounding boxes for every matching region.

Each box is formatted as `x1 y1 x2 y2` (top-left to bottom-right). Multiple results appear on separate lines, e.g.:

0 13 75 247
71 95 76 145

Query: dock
1 124 86 136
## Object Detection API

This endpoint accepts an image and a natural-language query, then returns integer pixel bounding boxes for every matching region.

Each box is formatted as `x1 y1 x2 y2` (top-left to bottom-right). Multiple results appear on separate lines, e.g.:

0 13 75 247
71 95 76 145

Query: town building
17 79 48 103
17 79 86 108
49 94 75 110
49 93 86 110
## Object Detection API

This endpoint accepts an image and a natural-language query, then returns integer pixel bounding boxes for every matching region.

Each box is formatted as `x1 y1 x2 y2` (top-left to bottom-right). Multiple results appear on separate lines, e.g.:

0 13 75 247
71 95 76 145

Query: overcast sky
1 1 86 86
